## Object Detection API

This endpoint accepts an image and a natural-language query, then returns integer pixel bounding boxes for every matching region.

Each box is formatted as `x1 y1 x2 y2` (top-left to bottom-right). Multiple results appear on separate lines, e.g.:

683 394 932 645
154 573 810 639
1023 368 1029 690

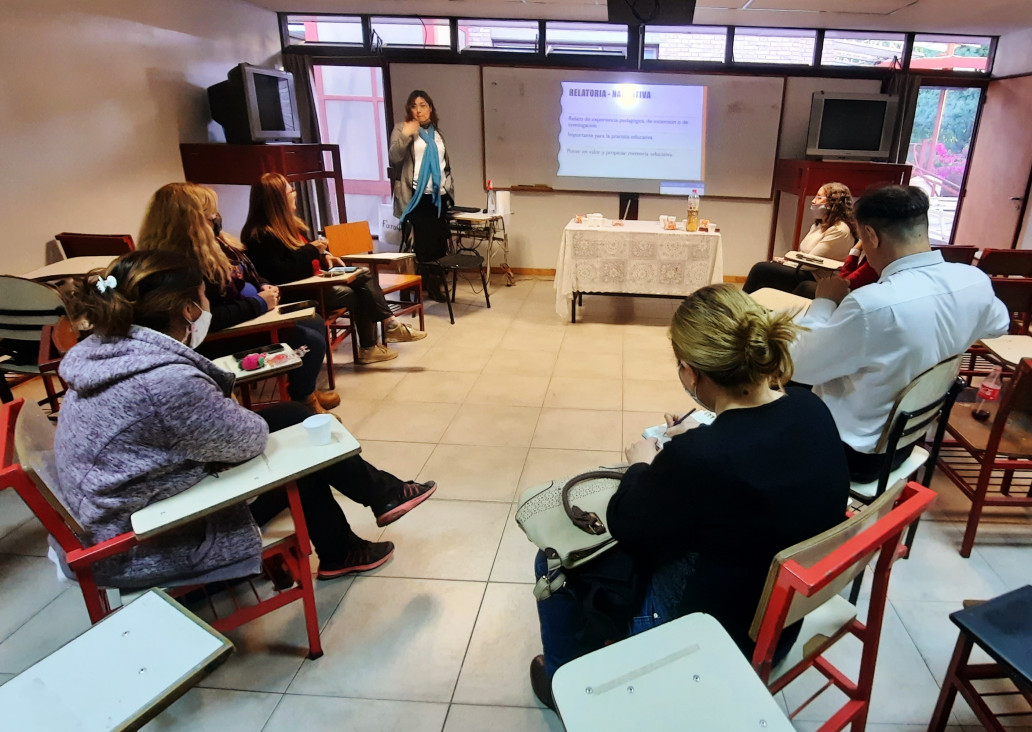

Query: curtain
283 53 332 231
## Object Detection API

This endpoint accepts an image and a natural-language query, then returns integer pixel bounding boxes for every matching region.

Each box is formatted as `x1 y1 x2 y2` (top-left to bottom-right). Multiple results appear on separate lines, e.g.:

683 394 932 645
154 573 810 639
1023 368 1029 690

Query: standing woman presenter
389 90 454 300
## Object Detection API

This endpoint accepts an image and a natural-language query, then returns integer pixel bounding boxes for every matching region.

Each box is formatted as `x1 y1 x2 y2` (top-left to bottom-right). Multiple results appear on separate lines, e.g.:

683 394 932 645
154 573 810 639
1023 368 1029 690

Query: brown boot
299 393 330 414
315 389 341 409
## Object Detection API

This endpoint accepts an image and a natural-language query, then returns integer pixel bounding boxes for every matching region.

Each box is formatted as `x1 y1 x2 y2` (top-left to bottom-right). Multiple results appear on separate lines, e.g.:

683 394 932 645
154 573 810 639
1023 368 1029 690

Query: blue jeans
534 551 667 679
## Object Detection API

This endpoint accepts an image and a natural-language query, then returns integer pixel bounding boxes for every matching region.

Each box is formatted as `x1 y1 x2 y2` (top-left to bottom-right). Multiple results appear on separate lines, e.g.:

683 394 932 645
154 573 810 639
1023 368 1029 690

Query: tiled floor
2 276 1031 731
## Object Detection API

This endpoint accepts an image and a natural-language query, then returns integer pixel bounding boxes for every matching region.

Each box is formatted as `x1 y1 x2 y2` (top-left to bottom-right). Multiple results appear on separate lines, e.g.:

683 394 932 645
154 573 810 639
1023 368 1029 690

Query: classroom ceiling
248 0 1032 35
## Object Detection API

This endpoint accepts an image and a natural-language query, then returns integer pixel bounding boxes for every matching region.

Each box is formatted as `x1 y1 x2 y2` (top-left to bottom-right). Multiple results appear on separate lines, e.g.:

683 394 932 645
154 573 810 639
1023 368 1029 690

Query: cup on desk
302 414 334 446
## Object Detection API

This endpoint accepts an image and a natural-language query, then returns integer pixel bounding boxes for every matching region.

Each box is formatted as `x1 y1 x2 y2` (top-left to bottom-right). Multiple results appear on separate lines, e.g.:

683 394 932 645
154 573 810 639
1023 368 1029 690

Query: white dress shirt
791 250 1010 453
412 132 447 195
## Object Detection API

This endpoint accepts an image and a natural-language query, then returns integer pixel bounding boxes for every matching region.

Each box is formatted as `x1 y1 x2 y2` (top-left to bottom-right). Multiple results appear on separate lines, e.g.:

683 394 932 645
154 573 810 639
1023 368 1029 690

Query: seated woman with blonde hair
529 284 849 709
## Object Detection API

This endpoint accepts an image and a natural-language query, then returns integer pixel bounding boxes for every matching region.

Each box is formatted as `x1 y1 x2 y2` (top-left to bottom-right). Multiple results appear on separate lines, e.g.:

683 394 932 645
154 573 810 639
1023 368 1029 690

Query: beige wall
0 0 282 275
993 28 1032 78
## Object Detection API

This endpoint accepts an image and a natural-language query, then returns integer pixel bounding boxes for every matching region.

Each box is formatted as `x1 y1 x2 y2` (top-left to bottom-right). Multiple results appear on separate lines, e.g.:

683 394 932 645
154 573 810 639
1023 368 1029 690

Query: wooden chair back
325 222 374 258
932 244 978 265
873 354 963 455
978 249 1032 278
55 232 135 259
0 277 66 344
989 277 1032 334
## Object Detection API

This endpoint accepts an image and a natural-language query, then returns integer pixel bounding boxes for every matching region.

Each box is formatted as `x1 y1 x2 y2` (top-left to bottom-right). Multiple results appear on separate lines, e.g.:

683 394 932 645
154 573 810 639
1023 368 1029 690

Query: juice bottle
686 189 700 232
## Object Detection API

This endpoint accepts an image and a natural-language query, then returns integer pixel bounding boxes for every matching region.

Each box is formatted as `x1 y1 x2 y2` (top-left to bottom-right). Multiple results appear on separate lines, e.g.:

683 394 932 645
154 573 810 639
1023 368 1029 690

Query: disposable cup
303 414 334 446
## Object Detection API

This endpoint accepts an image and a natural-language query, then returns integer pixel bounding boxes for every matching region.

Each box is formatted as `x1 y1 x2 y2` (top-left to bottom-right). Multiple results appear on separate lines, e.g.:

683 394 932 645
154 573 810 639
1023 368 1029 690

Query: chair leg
848 572 864 604
902 515 922 559
451 269 458 303
480 265 491 309
927 633 973 732
440 269 455 325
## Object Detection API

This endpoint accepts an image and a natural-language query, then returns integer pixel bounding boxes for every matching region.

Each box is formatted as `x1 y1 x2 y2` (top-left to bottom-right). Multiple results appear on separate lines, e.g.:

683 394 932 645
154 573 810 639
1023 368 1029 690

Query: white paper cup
303 414 334 446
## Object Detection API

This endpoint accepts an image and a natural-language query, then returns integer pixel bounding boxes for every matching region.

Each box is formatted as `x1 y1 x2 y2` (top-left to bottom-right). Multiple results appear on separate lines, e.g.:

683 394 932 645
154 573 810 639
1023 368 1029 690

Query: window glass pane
325 101 382 180
821 31 905 67
545 22 627 57
906 86 981 244
458 19 539 53
371 17 450 48
285 15 362 45
344 194 389 231
318 66 373 97
643 26 727 62
912 35 991 72
733 28 815 65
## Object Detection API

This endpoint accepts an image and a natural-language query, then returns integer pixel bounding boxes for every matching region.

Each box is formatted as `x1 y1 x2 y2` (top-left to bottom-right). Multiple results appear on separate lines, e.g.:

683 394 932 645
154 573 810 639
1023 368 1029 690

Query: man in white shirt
791 185 1010 481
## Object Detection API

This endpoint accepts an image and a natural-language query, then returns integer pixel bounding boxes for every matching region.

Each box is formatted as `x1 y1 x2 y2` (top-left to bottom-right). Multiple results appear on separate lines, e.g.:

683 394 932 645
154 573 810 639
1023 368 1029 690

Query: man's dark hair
854 185 930 242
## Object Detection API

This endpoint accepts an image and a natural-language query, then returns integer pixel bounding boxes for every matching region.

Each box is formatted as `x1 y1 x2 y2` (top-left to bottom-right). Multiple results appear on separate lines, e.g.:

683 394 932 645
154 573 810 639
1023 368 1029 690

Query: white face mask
810 203 827 217
187 308 212 349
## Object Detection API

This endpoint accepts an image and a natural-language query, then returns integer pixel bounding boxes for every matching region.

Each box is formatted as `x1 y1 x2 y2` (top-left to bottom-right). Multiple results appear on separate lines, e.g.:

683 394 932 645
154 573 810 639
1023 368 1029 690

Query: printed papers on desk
642 410 716 447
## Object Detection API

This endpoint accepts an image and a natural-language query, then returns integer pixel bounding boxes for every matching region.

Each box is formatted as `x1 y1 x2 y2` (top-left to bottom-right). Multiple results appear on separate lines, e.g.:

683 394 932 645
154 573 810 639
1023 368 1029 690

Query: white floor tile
491 503 538 585
0 489 34 539
418 444 528 502
144 687 281 731
263 695 448 731
287 576 485 702
0 555 68 644
354 440 435 483
0 516 49 557
444 704 563 731
0 588 90 674
453 582 547 708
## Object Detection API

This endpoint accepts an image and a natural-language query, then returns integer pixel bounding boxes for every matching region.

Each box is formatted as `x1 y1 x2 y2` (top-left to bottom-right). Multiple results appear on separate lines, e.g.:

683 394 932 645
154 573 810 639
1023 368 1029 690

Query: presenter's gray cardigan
388 122 455 219
55 326 267 588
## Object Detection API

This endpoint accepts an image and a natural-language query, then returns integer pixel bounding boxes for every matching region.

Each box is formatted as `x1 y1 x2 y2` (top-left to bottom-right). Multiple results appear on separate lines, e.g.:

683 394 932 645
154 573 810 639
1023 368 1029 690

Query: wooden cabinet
179 143 346 222
767 159 912 259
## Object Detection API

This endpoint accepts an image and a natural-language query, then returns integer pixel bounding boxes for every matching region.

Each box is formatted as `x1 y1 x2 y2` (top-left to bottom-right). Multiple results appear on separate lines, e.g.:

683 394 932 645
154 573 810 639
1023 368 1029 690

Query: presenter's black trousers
407 194 449 263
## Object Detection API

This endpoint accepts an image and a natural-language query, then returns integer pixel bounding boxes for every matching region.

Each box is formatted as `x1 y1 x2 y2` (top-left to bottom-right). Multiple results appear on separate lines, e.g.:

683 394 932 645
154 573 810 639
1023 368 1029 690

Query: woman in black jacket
529 284 851 709
242 173 426 366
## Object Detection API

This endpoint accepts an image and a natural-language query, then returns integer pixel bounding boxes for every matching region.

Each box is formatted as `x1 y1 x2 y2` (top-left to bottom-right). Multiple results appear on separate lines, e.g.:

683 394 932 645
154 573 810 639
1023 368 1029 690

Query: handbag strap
534 551 566 601
561 470 626 536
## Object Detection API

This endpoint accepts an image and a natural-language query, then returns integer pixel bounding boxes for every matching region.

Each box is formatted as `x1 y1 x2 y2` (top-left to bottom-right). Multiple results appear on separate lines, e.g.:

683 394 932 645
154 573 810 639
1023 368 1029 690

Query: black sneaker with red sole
375 481 437 527
316 539 395 580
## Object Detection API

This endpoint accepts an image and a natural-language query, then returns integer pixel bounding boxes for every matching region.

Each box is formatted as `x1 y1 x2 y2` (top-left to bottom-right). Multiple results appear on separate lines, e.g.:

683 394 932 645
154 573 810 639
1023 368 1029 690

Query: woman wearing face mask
743 182 858 296
529 284 849 709
138 182 337 414
54 250 436 588
389 89 454 301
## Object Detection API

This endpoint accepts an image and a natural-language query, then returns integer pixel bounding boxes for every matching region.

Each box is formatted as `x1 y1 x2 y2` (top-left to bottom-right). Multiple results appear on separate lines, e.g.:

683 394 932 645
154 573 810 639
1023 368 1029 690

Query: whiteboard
482 67 784 199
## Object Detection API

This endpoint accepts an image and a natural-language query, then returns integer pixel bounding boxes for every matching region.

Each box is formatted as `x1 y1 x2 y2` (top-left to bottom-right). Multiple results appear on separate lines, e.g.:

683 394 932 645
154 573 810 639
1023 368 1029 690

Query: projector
607 0 697 26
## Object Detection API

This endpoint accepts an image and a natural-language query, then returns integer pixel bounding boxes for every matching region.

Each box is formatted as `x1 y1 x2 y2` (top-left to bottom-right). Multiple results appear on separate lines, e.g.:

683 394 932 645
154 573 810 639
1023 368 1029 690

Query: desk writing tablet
22 256 117 282
749 288 812 318
131 423 360 539
277 270 360 289
553 613 793 732
979 334 1032 367
0 589 232 731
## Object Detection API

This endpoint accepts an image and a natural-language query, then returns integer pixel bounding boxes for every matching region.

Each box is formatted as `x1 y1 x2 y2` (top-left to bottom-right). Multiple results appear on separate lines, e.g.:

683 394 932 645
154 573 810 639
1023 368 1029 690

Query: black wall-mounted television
806 91 899 160
207 64 302 144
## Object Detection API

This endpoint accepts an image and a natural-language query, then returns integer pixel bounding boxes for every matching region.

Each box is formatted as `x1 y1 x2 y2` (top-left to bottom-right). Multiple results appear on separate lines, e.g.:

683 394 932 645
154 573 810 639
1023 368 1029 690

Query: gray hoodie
56 326 268 588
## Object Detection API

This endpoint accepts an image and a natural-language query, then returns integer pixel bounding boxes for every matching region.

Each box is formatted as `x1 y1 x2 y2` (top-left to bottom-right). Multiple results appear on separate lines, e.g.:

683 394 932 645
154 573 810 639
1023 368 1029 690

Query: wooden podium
767 159 911 259
180 143 346 221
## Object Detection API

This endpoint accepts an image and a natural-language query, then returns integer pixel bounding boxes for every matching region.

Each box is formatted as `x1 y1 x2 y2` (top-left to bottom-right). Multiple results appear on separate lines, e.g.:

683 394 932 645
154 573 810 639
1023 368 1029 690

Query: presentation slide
557 82 706 182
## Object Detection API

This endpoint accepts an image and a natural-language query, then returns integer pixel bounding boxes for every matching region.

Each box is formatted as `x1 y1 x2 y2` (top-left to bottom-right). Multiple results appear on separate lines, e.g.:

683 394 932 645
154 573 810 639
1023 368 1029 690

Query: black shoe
375 481 436 527
316 539 395 580
530 655 557 711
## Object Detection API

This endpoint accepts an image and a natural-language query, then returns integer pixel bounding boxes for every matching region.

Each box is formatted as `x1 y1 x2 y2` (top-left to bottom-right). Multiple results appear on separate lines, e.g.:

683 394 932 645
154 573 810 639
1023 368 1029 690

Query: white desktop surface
131 423 360 539
749 287 812 318
22 256 117 282
553 612 793 732
980 334 1032 367
0 590 231 731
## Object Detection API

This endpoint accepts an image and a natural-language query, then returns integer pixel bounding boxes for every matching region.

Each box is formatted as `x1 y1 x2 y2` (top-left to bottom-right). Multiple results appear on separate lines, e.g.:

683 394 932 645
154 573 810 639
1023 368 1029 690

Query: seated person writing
54 251 436 587
529 284 850 709
744 182 857 297
791 185 1010 482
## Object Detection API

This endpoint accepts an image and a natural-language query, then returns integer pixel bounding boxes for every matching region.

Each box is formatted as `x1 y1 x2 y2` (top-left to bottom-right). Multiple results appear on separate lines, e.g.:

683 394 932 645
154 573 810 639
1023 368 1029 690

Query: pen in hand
670 408 697 427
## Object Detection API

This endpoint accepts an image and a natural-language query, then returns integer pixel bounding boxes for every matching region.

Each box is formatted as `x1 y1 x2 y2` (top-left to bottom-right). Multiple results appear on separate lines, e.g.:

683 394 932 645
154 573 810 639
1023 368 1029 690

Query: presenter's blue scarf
400 125 443 223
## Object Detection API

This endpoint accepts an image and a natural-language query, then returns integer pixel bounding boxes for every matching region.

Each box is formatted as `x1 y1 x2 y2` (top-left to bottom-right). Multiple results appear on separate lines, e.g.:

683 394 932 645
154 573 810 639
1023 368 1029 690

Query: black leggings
327 272 395 348
743 261 816 296
406 194 449 263
247 402 407 561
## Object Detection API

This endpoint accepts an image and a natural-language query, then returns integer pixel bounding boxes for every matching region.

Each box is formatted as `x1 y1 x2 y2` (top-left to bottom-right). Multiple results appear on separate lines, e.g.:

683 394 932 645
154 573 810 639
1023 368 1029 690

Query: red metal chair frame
751 482 936 732
0 398 324 659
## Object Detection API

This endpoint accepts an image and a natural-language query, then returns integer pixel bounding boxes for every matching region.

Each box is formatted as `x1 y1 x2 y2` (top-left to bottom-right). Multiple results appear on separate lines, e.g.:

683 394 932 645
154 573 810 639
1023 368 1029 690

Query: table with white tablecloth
554 219 723 321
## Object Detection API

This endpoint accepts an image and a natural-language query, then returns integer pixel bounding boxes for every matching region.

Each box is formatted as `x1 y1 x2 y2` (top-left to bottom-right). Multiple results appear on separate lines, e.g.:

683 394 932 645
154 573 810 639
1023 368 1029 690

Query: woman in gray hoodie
55 250 435 588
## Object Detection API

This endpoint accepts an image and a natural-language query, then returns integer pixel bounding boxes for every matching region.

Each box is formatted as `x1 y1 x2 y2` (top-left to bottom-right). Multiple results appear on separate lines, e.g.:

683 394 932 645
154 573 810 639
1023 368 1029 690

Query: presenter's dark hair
404 89 440 127
854 185 930 241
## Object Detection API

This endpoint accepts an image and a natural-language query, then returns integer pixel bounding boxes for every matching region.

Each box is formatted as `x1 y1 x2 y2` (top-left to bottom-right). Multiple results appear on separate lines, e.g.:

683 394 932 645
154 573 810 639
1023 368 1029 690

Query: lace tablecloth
554 219 724 319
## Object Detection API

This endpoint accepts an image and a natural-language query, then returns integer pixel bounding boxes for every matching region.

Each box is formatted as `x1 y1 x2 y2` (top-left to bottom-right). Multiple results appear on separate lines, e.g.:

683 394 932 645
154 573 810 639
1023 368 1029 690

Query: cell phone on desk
324 266 359 276
279 300 316 314
231 343 285 362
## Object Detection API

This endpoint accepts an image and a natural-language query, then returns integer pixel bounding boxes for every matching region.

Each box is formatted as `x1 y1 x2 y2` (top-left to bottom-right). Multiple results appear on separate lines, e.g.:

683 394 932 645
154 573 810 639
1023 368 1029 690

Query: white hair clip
96 275 117 294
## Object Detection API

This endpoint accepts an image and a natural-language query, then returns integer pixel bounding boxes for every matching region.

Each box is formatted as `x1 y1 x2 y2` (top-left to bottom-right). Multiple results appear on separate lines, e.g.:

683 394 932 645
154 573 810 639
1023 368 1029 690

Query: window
457 19 539 53
821 31 905 68
545 22 627 57
733 28 816 65
912 35 991 73
643 26 727 62
312 66 391 229
905 85 982 244
286 15 362 46
370 17 450 48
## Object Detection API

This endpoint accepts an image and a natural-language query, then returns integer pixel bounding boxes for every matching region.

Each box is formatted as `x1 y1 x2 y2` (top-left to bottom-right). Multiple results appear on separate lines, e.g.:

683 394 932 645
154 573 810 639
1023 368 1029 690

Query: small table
22 256 116 282
979 334 1032 367
552 612 794 731
448 211 512 291
554 219 723 322
783 250 844 271
132 421 361 539
749 288 812 318
0 589 233 731
208 304 317 339
212 347 302 411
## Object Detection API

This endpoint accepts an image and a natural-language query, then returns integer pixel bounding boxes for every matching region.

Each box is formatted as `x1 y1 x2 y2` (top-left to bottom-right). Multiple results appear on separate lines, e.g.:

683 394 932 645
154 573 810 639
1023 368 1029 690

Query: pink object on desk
240 353 264 371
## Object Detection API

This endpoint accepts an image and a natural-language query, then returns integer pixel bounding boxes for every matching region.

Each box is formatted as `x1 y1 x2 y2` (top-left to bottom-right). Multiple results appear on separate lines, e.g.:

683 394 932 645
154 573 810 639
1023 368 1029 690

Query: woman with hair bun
529 284 849 709
54 250 435 588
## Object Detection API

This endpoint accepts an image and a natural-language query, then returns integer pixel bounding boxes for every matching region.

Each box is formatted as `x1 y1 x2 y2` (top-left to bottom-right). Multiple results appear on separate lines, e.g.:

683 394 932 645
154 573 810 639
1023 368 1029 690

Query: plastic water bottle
972 366 1003 421
686 189 700 232
486 179 496 215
